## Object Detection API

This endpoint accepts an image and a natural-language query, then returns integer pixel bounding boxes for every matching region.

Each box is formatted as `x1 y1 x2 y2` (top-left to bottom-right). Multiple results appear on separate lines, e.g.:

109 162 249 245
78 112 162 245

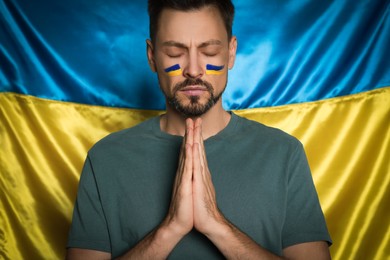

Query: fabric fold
1 88 389 259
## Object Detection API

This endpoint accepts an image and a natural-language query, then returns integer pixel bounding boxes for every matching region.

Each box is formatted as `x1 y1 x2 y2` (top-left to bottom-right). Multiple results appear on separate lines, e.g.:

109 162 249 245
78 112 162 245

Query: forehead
156 6 228 44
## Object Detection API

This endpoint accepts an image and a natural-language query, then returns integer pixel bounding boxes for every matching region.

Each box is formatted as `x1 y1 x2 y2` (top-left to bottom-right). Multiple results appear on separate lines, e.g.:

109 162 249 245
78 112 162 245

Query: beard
164 78 225 117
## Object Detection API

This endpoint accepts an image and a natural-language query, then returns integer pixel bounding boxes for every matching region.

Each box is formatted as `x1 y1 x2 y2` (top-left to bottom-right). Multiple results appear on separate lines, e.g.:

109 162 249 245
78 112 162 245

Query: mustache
173 78 214 93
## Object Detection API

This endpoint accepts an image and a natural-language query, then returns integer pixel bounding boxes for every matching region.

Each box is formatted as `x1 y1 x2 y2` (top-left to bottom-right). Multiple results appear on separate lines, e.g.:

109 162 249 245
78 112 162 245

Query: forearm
117 223 184 260
205 219 283 260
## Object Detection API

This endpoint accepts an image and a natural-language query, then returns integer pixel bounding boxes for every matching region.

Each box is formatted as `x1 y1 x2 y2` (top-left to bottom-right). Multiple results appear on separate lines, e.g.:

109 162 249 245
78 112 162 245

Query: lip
179 86 208 96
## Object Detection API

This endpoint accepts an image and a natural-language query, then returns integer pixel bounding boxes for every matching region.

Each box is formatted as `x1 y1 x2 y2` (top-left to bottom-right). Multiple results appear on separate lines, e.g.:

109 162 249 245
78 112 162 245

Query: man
67 0 332 259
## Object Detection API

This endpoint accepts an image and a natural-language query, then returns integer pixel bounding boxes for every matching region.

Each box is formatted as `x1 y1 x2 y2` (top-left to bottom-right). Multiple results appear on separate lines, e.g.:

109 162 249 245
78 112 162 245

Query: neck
160 100 231 139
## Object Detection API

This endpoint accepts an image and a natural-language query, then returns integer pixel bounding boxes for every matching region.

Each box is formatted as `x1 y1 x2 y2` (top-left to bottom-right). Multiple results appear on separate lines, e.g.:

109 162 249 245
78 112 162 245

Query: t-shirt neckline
150 112 239 143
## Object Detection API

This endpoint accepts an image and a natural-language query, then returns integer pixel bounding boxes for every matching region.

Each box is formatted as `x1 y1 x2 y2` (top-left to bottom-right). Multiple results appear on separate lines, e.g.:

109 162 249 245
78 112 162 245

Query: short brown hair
148 0 235 43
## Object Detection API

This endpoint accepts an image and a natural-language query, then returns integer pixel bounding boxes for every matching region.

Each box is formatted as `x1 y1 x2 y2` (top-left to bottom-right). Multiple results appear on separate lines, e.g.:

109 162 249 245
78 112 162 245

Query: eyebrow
162 39 223 49
198 39 223 48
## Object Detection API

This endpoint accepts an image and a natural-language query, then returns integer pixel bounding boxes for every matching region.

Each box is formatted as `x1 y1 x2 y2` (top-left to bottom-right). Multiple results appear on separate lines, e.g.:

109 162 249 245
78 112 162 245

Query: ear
228 36 237 70
146 39 157 72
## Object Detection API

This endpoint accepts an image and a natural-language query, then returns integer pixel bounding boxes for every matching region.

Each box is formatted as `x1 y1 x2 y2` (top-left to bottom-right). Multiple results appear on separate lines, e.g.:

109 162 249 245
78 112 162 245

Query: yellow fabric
0 88 389 259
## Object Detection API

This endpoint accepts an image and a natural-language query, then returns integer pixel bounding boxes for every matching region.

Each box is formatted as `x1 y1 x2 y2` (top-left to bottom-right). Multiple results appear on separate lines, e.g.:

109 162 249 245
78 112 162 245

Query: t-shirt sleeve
67 155 111 252
282 142 332 248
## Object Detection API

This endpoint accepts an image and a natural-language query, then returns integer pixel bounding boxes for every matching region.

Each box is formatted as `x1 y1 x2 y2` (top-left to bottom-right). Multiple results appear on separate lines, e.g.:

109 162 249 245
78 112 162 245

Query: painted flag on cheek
164 64 182 76
206 64 225 75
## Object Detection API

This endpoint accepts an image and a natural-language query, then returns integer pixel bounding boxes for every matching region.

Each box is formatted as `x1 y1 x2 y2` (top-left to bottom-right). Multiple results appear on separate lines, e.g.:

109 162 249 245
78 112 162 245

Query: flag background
1 0 389 259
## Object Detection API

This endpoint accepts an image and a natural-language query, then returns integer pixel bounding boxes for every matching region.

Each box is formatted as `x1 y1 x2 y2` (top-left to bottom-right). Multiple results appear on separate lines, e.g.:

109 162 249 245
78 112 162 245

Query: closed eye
201 46 221 57
167 53 183 58
203 52 218 57
165 49 185 58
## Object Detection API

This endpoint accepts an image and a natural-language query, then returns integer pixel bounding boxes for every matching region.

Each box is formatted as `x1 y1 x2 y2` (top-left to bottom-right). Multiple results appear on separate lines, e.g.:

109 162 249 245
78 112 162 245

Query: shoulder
88 116 159 155
233 113 302 149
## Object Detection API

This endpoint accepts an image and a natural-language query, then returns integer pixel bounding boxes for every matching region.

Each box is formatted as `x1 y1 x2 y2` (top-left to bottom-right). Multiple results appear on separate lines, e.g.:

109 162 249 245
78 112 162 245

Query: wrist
159 218 189 242
199 214 232 240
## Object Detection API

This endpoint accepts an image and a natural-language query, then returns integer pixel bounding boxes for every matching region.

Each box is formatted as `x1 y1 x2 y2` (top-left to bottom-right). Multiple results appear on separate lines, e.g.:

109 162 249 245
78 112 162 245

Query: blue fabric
1 0 389 109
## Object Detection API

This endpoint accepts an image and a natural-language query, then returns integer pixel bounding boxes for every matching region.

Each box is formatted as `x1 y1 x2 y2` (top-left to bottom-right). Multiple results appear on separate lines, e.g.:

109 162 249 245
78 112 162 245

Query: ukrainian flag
206 64 225 75
165 64 183 77
1 0 389 259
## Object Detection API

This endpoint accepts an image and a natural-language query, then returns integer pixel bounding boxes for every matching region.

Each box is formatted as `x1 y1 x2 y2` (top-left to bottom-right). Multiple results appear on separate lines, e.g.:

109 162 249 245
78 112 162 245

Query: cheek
208 75 227 91
157 72 180 93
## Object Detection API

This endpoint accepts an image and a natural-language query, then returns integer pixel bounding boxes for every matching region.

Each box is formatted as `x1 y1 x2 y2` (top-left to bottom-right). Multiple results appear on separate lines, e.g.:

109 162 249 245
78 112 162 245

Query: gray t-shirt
67 113 331 258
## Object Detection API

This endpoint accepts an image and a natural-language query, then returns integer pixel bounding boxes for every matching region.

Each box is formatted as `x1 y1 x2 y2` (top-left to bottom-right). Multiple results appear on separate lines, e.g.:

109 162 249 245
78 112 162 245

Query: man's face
147 6 237 117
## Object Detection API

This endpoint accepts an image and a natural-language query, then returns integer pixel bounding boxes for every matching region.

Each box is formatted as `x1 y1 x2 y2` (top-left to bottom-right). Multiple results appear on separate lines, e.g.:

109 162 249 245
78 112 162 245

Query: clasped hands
164 117 225 238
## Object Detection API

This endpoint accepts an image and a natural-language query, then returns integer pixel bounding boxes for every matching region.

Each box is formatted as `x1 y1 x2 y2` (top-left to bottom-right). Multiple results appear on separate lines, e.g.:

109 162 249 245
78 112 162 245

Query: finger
183 143 193 182
172 143 192 201
197 142 206 175
192 142 201 182
194 118 208 169
177 147 185 176
199 134 208 169
193 117 202 144
173 150 185 196
179 118 193 172
193 118 203 179
178 137 187 174
176 128 191 190
186 118 194 146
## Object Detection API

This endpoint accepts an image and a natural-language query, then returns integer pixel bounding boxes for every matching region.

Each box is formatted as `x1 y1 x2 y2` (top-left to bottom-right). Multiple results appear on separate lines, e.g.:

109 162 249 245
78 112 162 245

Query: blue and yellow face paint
164 64 182 77
165 64 225 76
206 64 225 75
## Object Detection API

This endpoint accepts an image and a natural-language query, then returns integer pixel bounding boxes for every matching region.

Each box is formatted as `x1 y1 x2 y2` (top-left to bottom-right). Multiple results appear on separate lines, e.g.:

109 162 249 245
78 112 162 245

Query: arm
191 118 331 259
201 218 283 259
203 222 330 260
67 121 195 259
193 199 330 260
116 223 186 259
66 224 184 260
114 137 194 259
283 241 331 260
66 239 331 260
66 248 111 260
190 118 280 259
66 239 330 260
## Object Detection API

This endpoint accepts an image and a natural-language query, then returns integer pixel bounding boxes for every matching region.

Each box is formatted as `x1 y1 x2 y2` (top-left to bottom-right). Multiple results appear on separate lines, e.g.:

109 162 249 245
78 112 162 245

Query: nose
183 51 203 79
